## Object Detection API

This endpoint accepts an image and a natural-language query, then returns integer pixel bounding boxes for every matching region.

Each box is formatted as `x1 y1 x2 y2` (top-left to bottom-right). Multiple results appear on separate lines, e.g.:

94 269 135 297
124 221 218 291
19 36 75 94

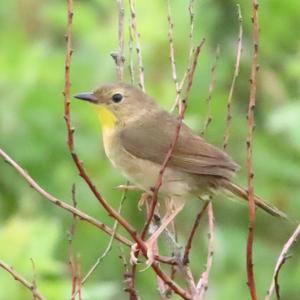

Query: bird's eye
112 93 123 103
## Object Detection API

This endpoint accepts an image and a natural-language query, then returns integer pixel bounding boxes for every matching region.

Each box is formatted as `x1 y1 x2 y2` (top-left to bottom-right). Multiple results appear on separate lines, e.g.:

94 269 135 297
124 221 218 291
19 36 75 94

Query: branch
196 202 215 298
265 224 300 300
0 147 131 247
223 4 243 150
183 201 209 265
246 1 260 299
111 0 125 81
0 260 46 300
128 0 145 91
166 0 179 108
201 46 220 136
142 38 205 245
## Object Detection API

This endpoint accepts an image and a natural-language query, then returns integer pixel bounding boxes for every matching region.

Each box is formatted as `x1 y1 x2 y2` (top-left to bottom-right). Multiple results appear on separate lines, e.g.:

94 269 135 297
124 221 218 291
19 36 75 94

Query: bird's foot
129 238 158 269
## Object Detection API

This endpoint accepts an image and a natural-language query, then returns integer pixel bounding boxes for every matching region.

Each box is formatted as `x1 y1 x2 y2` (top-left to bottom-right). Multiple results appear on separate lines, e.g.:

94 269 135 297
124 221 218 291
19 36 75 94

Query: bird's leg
163 198 183 260
143 200 185 266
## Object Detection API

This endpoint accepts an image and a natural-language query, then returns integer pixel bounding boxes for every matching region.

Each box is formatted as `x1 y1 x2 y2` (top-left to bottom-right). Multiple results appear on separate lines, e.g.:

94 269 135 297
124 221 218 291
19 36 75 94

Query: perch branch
143 39 205 244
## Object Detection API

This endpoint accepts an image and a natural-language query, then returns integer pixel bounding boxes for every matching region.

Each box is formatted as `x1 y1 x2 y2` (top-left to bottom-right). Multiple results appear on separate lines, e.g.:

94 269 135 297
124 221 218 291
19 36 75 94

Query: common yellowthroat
74 83 285 251
74 83 285 217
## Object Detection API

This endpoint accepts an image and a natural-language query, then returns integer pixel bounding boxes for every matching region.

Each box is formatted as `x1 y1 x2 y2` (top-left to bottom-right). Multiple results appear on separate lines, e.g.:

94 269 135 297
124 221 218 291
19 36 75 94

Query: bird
74 82 286 264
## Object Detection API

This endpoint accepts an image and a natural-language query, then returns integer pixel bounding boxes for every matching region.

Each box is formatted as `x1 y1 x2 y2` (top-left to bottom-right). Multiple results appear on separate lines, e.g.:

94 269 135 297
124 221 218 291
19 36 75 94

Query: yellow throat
96 106 117 130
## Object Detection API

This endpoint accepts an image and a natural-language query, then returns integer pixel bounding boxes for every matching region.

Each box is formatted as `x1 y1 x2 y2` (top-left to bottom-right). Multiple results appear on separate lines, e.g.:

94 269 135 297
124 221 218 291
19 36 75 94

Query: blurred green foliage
0 1 300 299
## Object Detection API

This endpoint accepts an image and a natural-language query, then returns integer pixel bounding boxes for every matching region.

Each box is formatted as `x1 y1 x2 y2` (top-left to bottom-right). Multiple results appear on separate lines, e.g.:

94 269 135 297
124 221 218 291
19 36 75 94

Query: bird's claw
129 239 158 269
130 243 139 265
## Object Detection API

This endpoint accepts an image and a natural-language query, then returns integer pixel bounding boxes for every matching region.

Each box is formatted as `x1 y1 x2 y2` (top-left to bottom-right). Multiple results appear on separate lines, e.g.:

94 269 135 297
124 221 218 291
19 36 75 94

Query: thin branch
196 202 215 299
201 45 220 136
183 201 209 265
111 0 125 81
128 39 205 300
0 148 131 246
30 258 38 300
142 38 205 247
80 191 127 285
166 0 179 108
119 246 139 300
128 0 145 91
223 4 243 150
128 8 135 84
246 1 260 299
265 224 300 300
69 184 79 300
0 260 46 300
170 0 196 112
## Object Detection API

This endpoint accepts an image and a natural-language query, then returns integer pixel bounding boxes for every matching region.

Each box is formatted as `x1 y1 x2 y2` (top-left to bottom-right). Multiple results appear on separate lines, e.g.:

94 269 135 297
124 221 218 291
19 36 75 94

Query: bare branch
183 201 209 265
223 4 243 150
111 0 125 81
128 0 145 91
166 0 179 108
142 38 205 248
0 148 131 247
246 1 260 299
201 46 220 136
81 191 127 285
196 202 215 298
0 260 46 300
69 184 80 300
265 224 300 300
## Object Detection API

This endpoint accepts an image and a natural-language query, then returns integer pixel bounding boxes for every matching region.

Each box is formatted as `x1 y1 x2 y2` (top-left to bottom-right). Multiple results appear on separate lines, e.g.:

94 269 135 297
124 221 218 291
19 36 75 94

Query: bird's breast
101 129 193 197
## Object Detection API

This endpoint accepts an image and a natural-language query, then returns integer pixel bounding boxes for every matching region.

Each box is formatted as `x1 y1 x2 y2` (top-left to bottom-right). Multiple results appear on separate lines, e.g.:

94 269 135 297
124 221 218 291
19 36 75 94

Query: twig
119 246 139 300
111 0 125 81
128 0 145 91
0 148 131 246
246 1 260 299
81 190 127 285
196 202 215 299
170 0 196 112
69 184 79 300
223 4 243 150
142 38 205 247
265 224 300 300
201 45 220 136
0 260 46 300
128 8 135 85
30 258 38 300
183 201 209 265
166 0 179 108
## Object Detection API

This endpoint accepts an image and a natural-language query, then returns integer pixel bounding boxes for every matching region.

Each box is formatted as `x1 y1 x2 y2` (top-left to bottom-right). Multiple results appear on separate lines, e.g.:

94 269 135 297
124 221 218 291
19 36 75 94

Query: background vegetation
0 0 299 299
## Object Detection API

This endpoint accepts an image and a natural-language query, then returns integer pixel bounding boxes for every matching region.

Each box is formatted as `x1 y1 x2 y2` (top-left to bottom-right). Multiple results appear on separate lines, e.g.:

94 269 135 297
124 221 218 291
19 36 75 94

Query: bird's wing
120 111 239 179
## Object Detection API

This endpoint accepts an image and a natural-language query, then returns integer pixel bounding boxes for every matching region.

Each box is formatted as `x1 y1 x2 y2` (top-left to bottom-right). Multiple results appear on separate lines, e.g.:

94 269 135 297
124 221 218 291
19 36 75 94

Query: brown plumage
75 83 287 219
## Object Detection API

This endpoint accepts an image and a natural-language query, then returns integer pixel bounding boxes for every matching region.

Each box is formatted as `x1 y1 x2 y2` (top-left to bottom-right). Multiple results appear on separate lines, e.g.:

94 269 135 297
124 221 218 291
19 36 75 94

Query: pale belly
102 129 194 198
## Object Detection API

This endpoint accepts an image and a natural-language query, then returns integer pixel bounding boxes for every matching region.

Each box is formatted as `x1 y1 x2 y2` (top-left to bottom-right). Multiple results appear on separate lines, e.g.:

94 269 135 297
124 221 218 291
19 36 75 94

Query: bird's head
74 83 157 129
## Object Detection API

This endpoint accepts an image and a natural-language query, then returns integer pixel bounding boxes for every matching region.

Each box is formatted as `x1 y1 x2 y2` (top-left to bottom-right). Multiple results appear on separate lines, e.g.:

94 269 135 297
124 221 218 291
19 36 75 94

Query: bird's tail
221 180 287 219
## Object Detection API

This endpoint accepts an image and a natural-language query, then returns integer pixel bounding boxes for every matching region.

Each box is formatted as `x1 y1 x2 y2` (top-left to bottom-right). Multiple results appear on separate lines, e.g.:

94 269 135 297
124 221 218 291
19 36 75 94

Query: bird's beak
73 92 98 103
